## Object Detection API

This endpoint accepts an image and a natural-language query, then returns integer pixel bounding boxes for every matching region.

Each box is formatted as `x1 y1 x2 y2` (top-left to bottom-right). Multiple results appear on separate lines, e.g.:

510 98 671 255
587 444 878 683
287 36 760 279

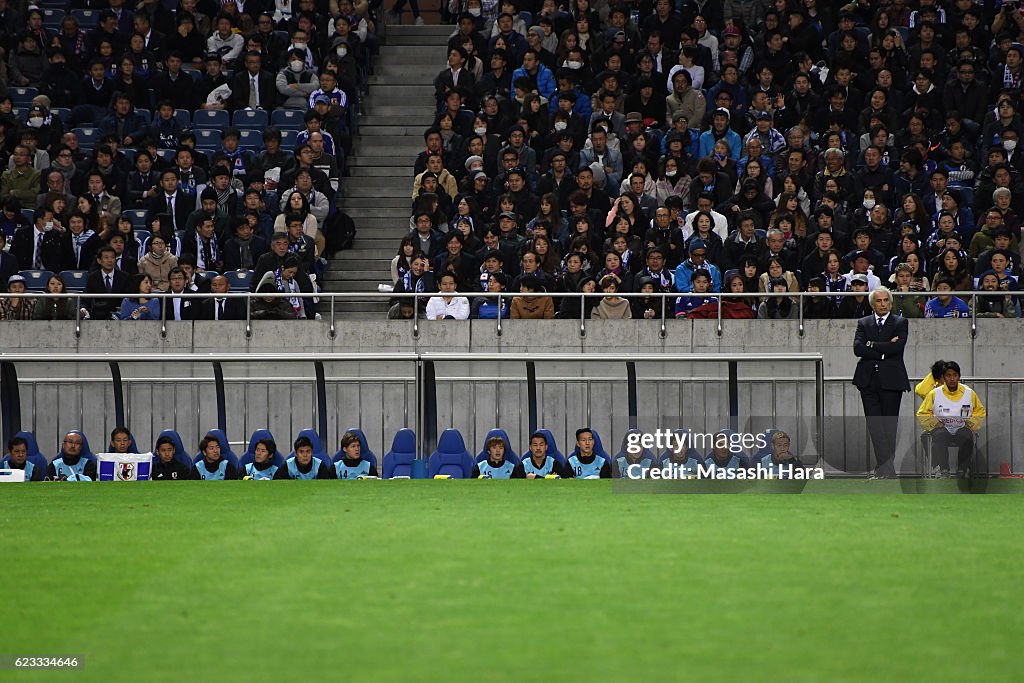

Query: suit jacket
10 226 70 272
145 192 194 233
84 268 132 319
165 290 199 320
0 250 18 285
852 313 911 391
230 70 277 111
196 296 246 320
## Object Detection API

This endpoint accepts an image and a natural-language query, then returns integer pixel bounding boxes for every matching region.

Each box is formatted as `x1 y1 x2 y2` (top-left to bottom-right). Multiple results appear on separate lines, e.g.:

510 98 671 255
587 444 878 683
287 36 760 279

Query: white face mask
336 46 348 57
1004 139 1018 152
289 60 304 72
566 60 582 69
553 121 567 131
27 116 43 128
863 198 876 209
43 220 54 231
293 42 306 51
474 126 487 135
468 7 481 16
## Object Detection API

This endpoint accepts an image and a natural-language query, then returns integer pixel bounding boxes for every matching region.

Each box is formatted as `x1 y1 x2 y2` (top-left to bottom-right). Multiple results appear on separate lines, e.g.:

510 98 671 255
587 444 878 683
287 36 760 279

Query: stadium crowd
389 0 1024 321
0 0 368 320
2 424 813 479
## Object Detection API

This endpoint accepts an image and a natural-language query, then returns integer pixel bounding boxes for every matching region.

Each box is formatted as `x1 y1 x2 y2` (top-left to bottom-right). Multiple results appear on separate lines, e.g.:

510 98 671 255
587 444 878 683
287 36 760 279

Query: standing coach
853 286 911 478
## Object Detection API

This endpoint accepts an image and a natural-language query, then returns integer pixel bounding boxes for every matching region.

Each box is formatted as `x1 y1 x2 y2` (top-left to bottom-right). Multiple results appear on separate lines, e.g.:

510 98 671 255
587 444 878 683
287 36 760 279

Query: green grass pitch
1 482 1022 682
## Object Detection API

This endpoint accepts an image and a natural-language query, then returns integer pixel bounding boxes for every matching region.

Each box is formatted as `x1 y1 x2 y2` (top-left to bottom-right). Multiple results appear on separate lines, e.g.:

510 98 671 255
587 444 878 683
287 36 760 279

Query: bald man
197 275 246 320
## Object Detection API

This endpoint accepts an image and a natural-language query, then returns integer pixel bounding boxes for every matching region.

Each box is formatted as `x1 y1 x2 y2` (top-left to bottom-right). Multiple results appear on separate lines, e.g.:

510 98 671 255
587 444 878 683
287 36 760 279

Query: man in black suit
84 246 131 320
230 51 276 112
434 47 477 110
10 207 71 272
853 286 911 478
165 267 197 320
145 169 193 233
196 274 246 320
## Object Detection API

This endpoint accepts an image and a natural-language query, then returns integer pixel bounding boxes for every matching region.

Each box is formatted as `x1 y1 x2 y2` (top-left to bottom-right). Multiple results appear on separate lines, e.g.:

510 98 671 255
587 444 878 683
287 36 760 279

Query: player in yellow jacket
914 359 947 400
916 361 986 478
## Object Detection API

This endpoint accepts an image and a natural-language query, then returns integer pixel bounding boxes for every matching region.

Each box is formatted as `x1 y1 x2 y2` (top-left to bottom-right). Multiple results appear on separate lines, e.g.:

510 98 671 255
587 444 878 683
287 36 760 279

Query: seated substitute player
275 436 333 479
471 435 515 478
241 438 280 480
2 435 43 481
191 435 238 480
334 431 379 479
151 435 190 481
704 432 746 472
107 427 134 453
760 431 802 479
511 431 564 478
564 428 611 478
916 361 986 478
612 437 656 478
660 430 706 476
48 431 97 481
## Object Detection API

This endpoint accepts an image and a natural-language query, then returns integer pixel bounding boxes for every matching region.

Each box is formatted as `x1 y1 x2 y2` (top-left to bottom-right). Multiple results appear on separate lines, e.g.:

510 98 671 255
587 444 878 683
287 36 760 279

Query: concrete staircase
324 24 451 318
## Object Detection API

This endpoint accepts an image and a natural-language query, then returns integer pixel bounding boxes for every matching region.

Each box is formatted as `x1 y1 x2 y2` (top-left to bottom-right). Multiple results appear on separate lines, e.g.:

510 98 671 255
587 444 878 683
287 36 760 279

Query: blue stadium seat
569 427 610 461
281 130 298 149
124 209 148 230
382 428 416 479
18 270 53 291
71 127 98 151
135 108 152 124
238 429 286 469
233 109 268 129
51 107 71 125
156 148 176 164
193 428 239 468
238 129 261 150
474 428 520 464
427 428 474 478
531 428 566 465
173 109 191 128
42 9 64 29
11 430 49 475
154 429 193 468
20 208 34 224
121 148 137 165
194 129 220 149
223 270 253 291
70 8 100 27
332 427 378 468
58 269 89 292
192 109 229 129
11 87 38 105
271 109 303 130
656 429 701 464
289 427 327 460
614 428 656 463
751 428 779 462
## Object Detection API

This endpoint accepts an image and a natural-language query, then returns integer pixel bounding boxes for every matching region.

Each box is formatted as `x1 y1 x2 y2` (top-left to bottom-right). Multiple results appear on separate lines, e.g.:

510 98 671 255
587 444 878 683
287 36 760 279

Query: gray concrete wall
2 319 1020 472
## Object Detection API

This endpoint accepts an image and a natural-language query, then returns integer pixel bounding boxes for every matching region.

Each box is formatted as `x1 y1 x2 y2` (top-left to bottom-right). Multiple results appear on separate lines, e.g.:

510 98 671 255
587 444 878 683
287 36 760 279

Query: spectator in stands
836 274 873 319
151 52 196 110
276 48 319 110
0 274 34 320
231 50 275 111
925 276 971 318
802 277 835 320
275 435 333 479
117 272 161 320
195 274 243 320
223 218 268 272
48 431 97 481
511 431 563 478
2 145 41 208
9 32 46 88
137 234 177 292
510 275 554 318
32 274 73 320
191 434 237 480
182 214 223 274
84 167 123 224
591 273 631 319
151 435 190 481
425 272 470 320
11 206 69 272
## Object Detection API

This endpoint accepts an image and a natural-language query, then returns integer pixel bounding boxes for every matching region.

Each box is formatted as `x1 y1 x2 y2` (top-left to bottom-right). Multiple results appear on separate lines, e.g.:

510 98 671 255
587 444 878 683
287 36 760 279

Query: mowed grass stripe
1 483 1021 682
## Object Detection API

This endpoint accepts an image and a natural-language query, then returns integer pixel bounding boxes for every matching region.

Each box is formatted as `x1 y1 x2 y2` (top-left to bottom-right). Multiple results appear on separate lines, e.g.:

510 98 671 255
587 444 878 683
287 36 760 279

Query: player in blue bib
47 431 97 481
760 430 803 479
334 431 378 479
512 431 563 478
2 436 43 481
191 435 237 480
151 435 190 480
242 438 280 480
564 427 611 478
704 432 746 472
275 436 334 479
471 435 515 478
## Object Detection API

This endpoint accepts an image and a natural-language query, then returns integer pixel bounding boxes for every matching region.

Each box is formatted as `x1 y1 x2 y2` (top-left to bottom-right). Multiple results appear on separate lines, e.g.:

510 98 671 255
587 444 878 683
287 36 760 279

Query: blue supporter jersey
925 296 970 318
477 459 515 479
